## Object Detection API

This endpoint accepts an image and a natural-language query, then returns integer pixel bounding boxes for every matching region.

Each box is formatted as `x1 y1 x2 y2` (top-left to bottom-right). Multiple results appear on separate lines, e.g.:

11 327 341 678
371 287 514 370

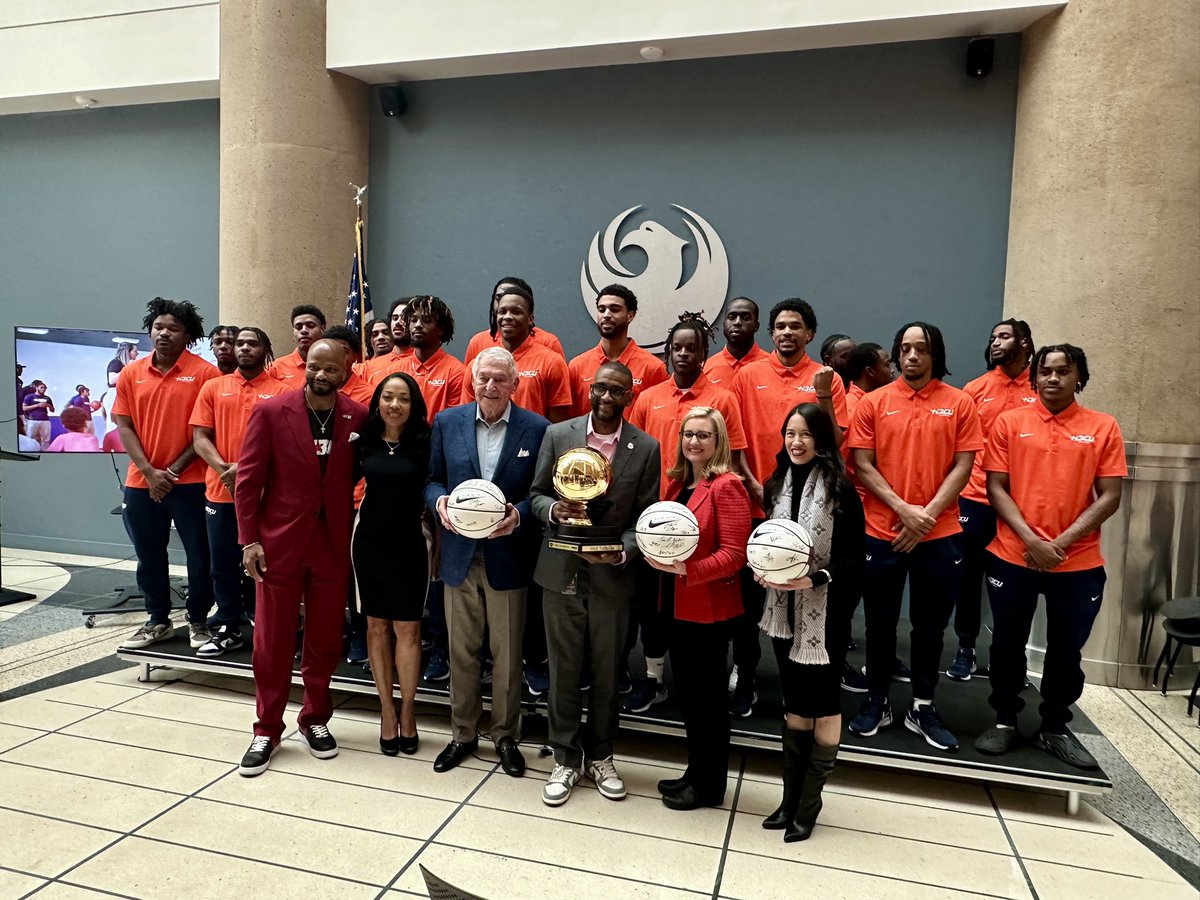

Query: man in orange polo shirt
974 344 1125 770
398 296 466 422
190 327 289 656
268 305 327 387
324 325 377 406
360 297 415 383
464 277 566 364
114 298 220 650
949 319 1037 682
848 322 982 752
461 285 572 421
397 295 465 682
626 312 748 714
567 284 668 417
702 297 770 387
729 297 847 716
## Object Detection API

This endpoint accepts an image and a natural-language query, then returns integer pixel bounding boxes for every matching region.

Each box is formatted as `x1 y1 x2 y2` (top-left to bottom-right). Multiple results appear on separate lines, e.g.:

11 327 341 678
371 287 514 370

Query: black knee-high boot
785 741 838 842
762 728 813 829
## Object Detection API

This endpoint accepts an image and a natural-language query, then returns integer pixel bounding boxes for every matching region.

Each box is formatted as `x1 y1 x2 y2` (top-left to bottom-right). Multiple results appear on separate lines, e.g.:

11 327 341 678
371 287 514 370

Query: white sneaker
120 622 173 650
727 664 739 693
542 764 581 807
586 756 626 800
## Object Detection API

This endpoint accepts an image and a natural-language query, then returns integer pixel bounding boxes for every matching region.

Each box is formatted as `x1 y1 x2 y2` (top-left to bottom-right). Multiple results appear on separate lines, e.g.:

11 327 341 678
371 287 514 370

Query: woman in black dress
353 372 431 755
756 402 864 842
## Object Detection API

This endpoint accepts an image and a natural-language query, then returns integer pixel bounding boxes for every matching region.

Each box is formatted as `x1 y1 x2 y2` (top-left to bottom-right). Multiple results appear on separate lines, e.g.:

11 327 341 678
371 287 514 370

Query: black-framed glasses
590 382 629 398
681 430 715 442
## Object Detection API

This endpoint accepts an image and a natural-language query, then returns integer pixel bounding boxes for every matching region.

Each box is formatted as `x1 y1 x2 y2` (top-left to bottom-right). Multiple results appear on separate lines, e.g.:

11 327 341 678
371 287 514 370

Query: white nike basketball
446 479 507 538
635 501 700 563
746 519 813 586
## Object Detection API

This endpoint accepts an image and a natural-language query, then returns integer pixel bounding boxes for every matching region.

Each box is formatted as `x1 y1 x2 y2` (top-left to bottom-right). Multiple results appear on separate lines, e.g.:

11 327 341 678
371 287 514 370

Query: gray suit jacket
530 415 660 596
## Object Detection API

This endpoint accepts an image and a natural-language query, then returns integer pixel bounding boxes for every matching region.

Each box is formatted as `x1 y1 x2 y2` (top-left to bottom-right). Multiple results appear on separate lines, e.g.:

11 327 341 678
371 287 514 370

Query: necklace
382 438 400 456
307 403 334 435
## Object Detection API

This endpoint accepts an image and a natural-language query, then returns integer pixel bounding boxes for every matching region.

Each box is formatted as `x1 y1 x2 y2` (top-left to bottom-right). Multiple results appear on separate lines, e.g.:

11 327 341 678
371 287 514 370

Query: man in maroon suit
233 338 368 776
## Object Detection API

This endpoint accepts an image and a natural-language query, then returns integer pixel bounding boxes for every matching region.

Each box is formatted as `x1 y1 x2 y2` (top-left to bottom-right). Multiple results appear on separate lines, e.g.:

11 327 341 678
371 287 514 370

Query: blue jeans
123 484 213 625
985 554 1105 731
863 534 962 701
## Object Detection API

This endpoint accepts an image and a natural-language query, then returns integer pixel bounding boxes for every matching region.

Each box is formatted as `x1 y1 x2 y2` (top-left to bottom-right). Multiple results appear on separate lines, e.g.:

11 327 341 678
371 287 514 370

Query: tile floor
1 549 1198 899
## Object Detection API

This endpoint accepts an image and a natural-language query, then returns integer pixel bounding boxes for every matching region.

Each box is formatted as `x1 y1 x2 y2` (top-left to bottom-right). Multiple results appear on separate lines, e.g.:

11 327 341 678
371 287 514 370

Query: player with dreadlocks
189 325 289 657
115 297 220 652
622 311 750 715
948 319 1038 682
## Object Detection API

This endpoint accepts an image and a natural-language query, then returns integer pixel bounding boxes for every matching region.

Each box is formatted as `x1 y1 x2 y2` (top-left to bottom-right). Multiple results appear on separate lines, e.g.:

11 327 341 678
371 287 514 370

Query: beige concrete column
1005 0 1200 687
219 0 369 353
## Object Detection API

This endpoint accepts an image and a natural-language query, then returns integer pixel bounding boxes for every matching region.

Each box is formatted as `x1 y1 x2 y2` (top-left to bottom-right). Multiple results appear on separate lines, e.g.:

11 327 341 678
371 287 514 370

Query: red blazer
665 471 751 624
234 389 368 574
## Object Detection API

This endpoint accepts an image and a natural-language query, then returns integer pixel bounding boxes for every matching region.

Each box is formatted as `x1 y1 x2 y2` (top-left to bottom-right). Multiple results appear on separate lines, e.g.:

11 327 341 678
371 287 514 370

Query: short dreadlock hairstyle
1031 344 1090 393
142 297 205 346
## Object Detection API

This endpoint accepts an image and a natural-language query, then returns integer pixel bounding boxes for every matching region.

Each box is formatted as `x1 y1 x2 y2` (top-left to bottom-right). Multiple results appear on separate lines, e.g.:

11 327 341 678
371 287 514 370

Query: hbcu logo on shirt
930 408 954 417
798 385 816 393
1022 396 1037 403
518 369 539 378
175 376 196 383
1069 434 1096 443
428 379 447 387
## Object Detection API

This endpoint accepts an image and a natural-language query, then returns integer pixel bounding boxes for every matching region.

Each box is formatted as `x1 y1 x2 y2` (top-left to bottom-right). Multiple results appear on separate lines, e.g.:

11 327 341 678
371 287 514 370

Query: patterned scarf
757 465 836 665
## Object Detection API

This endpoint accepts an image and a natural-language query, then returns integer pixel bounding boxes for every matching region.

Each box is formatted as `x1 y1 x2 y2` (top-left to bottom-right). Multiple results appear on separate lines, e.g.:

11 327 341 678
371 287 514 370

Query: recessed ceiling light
639 46 664 61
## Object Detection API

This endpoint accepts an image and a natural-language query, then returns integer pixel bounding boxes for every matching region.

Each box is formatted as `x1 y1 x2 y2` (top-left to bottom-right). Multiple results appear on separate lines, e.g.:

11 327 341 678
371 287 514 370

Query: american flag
344 214 373 355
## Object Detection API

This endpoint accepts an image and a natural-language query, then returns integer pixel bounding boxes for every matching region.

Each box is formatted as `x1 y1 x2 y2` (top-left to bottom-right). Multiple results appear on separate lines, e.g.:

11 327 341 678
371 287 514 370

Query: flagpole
350 183 369 358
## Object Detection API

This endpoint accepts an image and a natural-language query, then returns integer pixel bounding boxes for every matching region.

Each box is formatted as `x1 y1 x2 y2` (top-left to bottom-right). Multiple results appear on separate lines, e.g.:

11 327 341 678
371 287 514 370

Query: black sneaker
423 654 450 682
840 660 869 693
849 695 893 737
947 647 977 681
623 678 667 713
524 661 550 697
1034 731 1098 770
299 724 339 759
196 626 243 658
975 724 1018 755
238 735 279 777
617 669 633 695
905 704 959 751
891 658 912 683
729 686 757 718
347 635 367 664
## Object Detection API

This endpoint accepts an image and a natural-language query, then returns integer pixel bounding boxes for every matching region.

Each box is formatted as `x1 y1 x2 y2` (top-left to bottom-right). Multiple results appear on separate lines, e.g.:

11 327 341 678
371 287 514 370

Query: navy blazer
425 402 550 590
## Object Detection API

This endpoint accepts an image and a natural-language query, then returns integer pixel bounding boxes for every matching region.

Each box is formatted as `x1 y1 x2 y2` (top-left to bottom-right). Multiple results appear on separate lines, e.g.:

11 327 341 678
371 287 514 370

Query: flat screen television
13 326 218 454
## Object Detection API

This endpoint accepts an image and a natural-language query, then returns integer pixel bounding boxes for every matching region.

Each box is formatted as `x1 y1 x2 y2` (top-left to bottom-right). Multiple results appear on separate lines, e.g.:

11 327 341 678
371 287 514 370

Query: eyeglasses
590 382 629 398
681 430 715 442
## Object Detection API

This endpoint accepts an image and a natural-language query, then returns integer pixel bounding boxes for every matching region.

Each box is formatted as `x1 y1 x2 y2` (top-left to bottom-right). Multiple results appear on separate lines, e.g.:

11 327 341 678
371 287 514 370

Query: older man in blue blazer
426 346 550 777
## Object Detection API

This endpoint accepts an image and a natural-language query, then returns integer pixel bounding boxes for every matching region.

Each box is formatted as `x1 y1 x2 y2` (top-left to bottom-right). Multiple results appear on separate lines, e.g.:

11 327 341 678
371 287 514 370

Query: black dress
771 462 865 719
352 437 429 621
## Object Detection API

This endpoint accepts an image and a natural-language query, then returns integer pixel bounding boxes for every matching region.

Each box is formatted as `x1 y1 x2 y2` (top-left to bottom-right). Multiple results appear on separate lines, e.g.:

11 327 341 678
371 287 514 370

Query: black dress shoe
398 733 419 755
379 735 400 756
661 784 723 811
496 737 526 777
433 739 477 773
657 776 688 795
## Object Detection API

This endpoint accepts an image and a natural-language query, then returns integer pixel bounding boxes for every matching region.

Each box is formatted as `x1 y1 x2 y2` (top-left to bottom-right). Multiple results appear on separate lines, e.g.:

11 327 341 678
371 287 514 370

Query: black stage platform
118 626 1111 812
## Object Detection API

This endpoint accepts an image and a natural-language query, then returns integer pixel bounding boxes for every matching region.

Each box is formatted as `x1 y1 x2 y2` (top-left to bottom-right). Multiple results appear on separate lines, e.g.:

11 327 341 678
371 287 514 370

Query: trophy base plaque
548 522 624 554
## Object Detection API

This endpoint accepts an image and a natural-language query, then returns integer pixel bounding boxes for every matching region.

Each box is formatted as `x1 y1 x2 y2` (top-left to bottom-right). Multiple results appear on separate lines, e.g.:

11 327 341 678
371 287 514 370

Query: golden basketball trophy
548 447 624 552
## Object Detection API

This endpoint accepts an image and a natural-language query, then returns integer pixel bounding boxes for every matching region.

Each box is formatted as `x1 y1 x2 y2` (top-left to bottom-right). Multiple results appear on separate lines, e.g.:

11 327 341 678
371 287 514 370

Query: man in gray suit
531 361 660 807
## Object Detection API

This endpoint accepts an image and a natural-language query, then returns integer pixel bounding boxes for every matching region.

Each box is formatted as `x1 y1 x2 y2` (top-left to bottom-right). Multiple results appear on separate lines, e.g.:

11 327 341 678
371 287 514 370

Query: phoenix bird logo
580 204 729 352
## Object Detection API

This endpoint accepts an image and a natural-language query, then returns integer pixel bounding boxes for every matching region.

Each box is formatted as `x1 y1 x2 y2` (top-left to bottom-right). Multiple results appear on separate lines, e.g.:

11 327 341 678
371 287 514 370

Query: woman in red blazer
646 405 751 810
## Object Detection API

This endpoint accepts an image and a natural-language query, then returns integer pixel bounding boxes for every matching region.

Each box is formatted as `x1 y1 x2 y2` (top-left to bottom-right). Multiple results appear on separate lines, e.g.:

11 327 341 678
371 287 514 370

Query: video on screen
13 326 216 454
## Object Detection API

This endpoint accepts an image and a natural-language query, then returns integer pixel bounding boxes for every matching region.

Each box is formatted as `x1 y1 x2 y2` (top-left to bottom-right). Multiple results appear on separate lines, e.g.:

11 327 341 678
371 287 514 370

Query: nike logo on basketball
647 519 672 529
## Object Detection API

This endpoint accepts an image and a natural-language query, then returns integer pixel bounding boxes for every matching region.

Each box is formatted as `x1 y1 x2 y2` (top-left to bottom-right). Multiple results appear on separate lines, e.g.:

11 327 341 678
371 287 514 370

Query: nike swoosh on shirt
653 405 666 410
221 393 234 397
136 379 147 384
981 397 995 403
755 385 769 390
1019 432 1035 438
885 410 900 416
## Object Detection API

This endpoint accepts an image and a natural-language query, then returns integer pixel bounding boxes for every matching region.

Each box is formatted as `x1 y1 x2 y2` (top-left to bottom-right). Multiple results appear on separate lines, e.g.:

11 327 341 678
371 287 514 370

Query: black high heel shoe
380 735 401 756
398 732 419 755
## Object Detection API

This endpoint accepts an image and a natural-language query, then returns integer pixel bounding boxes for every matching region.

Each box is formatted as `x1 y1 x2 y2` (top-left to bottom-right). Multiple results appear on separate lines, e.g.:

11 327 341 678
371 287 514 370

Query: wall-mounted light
639 46 664 61
73 96 98 109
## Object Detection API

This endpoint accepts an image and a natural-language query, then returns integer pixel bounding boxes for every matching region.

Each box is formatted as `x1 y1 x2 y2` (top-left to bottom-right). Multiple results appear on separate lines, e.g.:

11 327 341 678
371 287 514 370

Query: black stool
1152 597 1200 718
